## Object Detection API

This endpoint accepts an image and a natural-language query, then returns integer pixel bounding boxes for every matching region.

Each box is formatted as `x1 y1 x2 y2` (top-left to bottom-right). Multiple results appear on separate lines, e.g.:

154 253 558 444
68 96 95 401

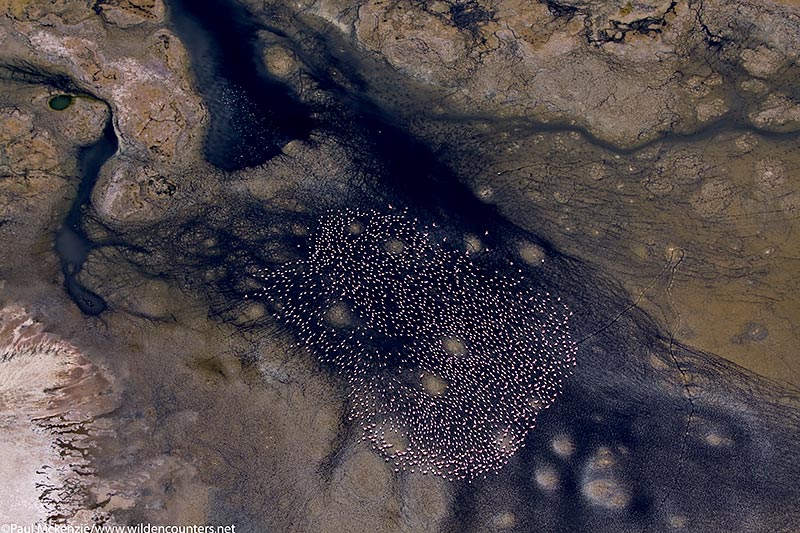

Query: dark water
165 0 315 171
55 119 118 316
96 2 800 532
48 94 73 110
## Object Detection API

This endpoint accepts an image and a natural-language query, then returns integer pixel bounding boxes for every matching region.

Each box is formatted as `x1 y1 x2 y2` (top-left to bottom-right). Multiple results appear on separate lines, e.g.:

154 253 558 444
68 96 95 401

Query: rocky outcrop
343 0 800 147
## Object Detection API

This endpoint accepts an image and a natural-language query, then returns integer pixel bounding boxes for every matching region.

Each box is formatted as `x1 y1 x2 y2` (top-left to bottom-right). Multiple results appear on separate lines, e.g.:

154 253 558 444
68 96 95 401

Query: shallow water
1 0 798 530
48 94 72 110
55 119 117 315
166 0 314 170
89 2 797 531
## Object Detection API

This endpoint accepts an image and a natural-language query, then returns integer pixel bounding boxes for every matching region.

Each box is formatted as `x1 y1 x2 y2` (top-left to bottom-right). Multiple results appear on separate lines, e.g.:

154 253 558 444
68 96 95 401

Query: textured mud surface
0 0 798 531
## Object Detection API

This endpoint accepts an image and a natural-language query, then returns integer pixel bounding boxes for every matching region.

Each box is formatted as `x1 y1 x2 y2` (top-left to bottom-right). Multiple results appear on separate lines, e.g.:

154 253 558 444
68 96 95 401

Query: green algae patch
48 94 73 111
